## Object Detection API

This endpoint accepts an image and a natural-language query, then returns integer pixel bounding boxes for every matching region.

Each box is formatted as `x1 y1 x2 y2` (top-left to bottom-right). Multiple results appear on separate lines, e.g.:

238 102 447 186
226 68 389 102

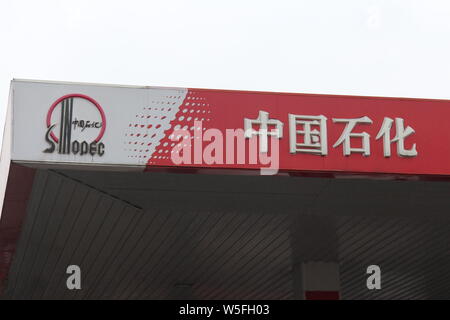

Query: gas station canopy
1 80 449 299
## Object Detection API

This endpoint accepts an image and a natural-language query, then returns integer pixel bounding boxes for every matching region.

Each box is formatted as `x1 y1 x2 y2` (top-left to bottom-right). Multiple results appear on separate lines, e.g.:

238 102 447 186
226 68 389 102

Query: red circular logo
46 93 106 143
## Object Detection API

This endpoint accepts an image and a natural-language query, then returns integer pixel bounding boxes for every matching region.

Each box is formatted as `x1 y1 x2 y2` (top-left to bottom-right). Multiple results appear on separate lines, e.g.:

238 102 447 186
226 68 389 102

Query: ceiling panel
2 168 449 299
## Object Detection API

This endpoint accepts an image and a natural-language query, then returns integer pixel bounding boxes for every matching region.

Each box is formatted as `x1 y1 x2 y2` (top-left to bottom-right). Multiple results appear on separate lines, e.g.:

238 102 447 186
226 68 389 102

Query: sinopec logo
44 94 106 156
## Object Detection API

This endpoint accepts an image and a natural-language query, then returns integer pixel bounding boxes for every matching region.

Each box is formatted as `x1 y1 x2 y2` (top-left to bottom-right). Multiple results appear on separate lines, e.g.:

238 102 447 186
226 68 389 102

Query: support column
294 262 340 300
290 214 341 300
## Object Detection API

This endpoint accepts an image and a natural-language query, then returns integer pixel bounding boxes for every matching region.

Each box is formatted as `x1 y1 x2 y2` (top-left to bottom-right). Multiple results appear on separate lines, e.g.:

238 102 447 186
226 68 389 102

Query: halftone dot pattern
147 90 212 166
123 90 187 165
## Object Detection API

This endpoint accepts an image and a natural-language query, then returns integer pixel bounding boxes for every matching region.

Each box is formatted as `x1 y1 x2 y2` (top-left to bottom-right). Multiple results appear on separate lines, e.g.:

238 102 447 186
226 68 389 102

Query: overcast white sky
2 0 450 145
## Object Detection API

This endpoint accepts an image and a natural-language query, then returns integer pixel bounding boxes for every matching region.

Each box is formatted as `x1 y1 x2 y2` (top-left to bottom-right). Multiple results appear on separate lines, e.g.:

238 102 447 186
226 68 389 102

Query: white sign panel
11 80 187 167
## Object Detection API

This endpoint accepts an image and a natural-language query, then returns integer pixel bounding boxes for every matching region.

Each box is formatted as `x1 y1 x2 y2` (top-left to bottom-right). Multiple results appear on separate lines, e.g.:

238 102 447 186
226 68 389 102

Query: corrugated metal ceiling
2 168 449 299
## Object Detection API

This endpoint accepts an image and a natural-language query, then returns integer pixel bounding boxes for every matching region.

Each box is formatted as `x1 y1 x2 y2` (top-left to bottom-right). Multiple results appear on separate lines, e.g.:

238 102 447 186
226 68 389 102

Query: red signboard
144 88 450 178
11 80 450 178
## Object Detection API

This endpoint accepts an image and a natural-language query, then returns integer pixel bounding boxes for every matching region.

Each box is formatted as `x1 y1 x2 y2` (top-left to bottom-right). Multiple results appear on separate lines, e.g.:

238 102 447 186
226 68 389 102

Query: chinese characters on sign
244 110 418 157
244 111 283 153
289 114 328 155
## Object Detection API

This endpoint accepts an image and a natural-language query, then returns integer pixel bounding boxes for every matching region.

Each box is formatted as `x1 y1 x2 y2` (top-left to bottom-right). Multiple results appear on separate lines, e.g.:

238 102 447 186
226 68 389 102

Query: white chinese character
375 117 417 157
244 110 283 153
333 116 373 156
288 114 328 155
